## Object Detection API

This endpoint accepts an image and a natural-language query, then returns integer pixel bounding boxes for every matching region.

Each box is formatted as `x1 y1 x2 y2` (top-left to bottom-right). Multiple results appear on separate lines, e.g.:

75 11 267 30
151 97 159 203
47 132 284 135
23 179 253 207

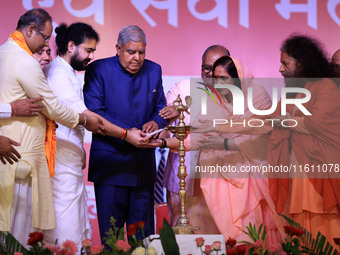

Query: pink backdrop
1 0 340 78
1 0 340 245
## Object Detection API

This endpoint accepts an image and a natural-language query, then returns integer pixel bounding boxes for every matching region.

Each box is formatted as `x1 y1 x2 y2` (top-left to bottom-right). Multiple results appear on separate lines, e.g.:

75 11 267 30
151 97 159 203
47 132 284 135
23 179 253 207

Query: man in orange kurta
269 35 340 246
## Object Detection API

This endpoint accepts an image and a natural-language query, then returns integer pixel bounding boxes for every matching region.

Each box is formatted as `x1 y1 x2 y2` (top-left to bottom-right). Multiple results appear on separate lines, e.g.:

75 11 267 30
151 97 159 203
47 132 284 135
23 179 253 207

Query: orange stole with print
10 30 56 177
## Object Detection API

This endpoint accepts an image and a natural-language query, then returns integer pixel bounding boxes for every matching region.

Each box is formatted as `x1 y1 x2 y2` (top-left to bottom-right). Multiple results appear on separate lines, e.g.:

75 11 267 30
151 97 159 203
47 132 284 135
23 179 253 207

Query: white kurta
43 56 91 249
0 38 79 244
0 104 11 118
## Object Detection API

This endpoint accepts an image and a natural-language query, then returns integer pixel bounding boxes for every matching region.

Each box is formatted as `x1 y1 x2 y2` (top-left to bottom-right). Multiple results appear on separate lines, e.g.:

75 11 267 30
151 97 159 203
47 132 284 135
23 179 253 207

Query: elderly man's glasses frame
201 65 213 74
34 26 50 42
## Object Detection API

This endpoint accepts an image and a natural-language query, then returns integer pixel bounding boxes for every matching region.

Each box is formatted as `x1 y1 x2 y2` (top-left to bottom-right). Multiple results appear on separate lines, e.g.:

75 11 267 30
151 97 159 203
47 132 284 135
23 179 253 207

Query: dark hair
212 55 239 78
16 8 52 31
281 35 335 78
202 45 230 62
55 22 100 56
212 55 241 89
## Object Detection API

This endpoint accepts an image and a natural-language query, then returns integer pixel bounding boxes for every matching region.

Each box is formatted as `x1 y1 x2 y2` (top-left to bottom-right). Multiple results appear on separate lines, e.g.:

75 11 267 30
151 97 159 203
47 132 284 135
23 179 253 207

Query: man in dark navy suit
83 25 167 242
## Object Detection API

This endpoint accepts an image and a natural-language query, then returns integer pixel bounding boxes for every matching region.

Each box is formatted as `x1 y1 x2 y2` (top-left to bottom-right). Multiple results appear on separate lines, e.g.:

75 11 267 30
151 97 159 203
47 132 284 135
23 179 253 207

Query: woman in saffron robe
194 55 285 243
147 56 284 241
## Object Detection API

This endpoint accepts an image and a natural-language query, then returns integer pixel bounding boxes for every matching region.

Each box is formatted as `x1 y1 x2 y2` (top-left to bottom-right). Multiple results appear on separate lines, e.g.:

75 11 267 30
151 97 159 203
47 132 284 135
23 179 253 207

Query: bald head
332 49 340 77
201 45 230 84
202 45 230 62
332 49 340 64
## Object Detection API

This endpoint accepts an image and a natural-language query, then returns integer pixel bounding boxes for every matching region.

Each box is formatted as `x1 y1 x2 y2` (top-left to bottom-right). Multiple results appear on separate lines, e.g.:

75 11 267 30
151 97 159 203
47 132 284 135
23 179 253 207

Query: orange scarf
10 30 56 177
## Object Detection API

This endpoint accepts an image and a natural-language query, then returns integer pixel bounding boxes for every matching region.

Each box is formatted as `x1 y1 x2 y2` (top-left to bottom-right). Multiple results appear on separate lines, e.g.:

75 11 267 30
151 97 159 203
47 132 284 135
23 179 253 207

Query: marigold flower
226 237 237 248
212 241 222 251
195 237 205 247
90 244 104 254
127 223 138 236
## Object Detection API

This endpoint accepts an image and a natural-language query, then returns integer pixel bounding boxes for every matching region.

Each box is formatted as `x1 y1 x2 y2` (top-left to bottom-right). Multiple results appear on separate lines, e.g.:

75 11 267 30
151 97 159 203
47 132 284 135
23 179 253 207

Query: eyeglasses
201 65 213 74
34 26 50 42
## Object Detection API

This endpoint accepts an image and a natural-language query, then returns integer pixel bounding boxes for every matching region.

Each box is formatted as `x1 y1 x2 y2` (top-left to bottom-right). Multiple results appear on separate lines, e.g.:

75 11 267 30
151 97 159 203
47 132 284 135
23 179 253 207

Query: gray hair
117 25 147 46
